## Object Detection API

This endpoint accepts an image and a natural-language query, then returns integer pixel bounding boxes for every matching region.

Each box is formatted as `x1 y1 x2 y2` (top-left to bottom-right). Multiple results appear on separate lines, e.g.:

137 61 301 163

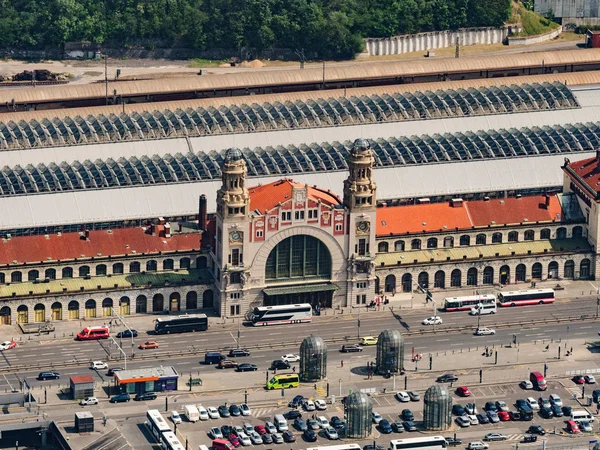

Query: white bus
307 445 362 450
160 431 185 450
250 303 312 326
389 436 448 450
145 409 171 442
497 289 555 307
444 295 496 312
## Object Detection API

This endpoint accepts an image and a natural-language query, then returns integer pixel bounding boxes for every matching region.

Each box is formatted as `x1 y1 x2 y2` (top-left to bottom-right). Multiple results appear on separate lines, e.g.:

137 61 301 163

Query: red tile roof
248 179 341 213
376 195 562 236
70 375 95 384
564 155 600 197
0 227 200 266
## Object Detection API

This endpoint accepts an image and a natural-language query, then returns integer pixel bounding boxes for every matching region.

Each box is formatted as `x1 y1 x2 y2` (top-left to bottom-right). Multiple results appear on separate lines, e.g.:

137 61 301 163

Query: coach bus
154 314 208 334
497 289 555 307
251 303 312 326
444 295 496 312
389 436 448 450
160 431 185 450
307 445 362 450
145 409 171 442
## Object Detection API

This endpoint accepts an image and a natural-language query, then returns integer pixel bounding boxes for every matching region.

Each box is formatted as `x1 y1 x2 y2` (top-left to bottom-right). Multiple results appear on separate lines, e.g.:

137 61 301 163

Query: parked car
395 391 410 402
341 344 363 352
261 433 273 444
229 404 241 416
294 418 307 431
585 375 597 384
456 386 471 397
522 435 537 443
272 433 284 444
109 393 130 403
467 414 479 425
139 340 159 350
307 419 320 430
265 422 277 434
484 433 507 441
408 391 420 401
238 433 252 446
330 416 344 429
403 421 417 432
79 397 98 405
528 425 546 435
445 437 462 447
562 406 573 417
240 403 251 416
520 380 533 389
315 399 327 410
207 407 219 419
455 416 471 427
539 407 553 419
498 411 511 421
248 432 262 445
487 411 500 423
401 409 414 421
170 411 182 424
391 422 404 433
134 392 157 401
285 410 302 420
477 413 490 424
567 420 581 434
282 431 295 442
379 419 393 434
116 329 138 338
464 403 477 415
551 404 563 417
573 375 586 384
549 394 563 407
484 401 497 412
467 441 489 450
236 364 258 372
538 397 551 409
317 416 329 429
218 405 231 417
495 400 509 412
302 429 317 442
325 427 339 440
254 425 267 435
303 399 316 411
197 406 209 420
437 374 458 383
228 349 250 357
526 397 540 410
578 421 593 432
372 411 383 424
452 404 465 416
209 427 223 439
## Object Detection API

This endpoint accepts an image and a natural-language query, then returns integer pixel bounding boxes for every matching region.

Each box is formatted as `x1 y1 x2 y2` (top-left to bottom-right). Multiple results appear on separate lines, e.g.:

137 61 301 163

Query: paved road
0 298 598 392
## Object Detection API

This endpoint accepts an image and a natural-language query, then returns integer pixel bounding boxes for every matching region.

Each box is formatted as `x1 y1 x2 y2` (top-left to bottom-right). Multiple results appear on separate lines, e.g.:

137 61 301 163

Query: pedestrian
570 347 573 353
292 366 296 373
341 360 344 368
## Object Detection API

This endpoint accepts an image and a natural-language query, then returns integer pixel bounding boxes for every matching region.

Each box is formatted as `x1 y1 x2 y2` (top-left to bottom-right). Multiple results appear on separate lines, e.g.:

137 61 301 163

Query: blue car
379 419 393 434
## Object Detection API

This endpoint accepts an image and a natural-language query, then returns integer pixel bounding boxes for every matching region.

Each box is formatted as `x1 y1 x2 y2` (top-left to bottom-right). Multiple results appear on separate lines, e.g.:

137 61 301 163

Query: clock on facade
356 221 370 234
230 230 242 242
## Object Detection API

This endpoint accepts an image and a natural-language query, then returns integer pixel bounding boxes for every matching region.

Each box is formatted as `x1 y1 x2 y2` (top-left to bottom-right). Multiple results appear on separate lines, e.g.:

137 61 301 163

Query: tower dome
224 147 243 162
350 138 371 155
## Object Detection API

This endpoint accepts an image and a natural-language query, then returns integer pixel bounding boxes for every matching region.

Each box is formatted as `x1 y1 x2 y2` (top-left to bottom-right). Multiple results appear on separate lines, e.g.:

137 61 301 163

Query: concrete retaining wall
507 25 563 45
364 26 521 56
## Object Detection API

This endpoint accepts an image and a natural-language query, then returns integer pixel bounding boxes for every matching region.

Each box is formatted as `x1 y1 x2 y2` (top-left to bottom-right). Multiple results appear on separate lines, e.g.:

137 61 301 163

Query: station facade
0 141 596 323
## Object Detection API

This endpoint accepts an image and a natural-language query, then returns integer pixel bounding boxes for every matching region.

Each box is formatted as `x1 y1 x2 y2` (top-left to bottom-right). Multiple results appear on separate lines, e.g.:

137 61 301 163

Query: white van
184 404 200 422
274 414 288 431
571 410 595 423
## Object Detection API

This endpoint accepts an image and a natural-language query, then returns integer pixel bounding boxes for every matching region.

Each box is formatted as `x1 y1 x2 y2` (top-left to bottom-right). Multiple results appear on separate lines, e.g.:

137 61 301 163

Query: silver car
455 416 471 427
248 431 262 445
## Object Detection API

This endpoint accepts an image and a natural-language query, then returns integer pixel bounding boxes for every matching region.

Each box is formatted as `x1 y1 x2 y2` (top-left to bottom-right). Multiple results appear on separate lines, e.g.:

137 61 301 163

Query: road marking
436 339 450 342
580 326 593 329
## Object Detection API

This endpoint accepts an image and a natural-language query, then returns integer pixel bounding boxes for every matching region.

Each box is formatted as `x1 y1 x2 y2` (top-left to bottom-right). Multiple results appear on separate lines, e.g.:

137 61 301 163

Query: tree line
0 0 512 59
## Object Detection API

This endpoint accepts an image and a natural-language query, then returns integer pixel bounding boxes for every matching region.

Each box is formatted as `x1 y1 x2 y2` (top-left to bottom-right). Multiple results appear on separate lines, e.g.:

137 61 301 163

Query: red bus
76 326 110 341
497 289 555 307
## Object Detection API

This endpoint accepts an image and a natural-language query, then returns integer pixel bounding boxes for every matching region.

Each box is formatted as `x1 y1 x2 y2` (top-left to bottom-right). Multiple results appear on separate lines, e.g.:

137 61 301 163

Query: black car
303 429 317 442
379 419 393 434
330 416 344 429
116 329 138 338
271 360 291 370
109 393 130 403
282 431 295 442
134 392 157 401
509 411 521 421
285 410 302 420
539 407 553 419
229 404 241 416
218 405 230 417
221 425 233 437
436 373 458 383
403 421 417 432
452 404 465 416
550 404 563 417
236 363 258 372
515 399 529 409
294 418 308 431
522 435 538 443
341 344 363 353
391 422 404 433
228 349 250 357
107 367 123 376
38 371 60 380
444 437 462 447
562 405 573 416
528 425 546 435
484 401 497 412
477 413 490 424
363 446 385 450
290 395 306 409
261 433 273 444
401 409 414 421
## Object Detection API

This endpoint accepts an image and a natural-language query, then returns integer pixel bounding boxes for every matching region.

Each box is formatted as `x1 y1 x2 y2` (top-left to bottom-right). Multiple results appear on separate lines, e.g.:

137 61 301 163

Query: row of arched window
377 226 583 253
379 258 591 292
0 256 204 284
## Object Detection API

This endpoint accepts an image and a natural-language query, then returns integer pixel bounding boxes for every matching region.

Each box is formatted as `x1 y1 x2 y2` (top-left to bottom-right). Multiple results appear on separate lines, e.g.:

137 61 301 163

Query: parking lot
138 377 598 450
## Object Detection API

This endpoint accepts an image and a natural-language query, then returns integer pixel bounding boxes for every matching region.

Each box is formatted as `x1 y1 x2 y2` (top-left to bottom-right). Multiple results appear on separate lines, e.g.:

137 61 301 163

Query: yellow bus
266 373 300 390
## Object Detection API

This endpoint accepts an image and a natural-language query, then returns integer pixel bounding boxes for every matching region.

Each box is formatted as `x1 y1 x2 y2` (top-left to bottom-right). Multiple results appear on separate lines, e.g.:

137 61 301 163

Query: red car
0 340 17 351
498 411 511 421
567 420 580 434
254 425 267 435
456 386 471 397
573 375 585 385
229 434 241 447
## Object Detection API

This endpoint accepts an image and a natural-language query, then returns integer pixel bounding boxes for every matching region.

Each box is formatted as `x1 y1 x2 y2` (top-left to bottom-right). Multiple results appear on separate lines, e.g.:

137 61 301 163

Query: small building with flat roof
70 375 95 400
113 366 178 394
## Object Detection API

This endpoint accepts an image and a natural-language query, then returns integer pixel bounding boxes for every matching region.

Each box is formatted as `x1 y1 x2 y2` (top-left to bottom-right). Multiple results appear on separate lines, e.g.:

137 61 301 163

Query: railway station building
0 52 600 321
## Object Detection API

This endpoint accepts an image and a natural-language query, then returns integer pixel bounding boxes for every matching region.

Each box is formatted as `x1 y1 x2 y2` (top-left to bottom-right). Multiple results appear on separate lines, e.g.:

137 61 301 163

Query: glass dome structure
376 329 404 375
423 384 453 430
299 335 327 381
345 391 372 438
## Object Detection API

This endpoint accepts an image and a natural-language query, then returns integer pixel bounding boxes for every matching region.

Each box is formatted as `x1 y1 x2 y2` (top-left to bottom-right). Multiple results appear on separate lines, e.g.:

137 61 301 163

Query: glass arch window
265 235 331 281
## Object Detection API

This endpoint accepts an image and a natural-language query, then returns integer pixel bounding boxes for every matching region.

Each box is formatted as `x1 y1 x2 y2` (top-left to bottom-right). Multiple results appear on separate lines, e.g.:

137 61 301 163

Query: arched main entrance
499 265 510 285
85 300 96 318
170 292 181 312
153 294 164 312
68 301 79 319
203 290 214 309
483 267 494 285
434 271 445 289
263 234 333 307
119 296 130 315
34 304 45 322
467 268 478 286
136 295 147 314
401 273 412 292
516 264 526 282
385 275 396 293
186 291 198 310
102 298 113 316
564 260 575 279
51 302 62 321
451 269 461 287
17 305 28 324
0 306 11 325
532 263 542 280
548 261 559 279
417 272 429 289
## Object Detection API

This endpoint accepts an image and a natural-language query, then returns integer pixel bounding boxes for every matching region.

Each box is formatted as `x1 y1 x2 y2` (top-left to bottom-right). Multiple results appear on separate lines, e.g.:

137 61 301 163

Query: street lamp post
357 305 361 339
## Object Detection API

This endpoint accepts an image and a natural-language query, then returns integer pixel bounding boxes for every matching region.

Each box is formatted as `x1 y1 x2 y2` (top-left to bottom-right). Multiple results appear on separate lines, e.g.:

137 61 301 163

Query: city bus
307 445 361 450
154 314 208 334
389 436 448 450
497 289 555 307
251 303 312 326
266 373 300 390
160 431 185 450
444 295 496 312
145 409 171 442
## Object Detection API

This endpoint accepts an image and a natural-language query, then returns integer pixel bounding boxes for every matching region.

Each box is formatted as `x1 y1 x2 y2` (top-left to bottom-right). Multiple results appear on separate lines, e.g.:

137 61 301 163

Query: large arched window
394 240 405 252
378 242 389 253
265 235 331 281
427 238 438 249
